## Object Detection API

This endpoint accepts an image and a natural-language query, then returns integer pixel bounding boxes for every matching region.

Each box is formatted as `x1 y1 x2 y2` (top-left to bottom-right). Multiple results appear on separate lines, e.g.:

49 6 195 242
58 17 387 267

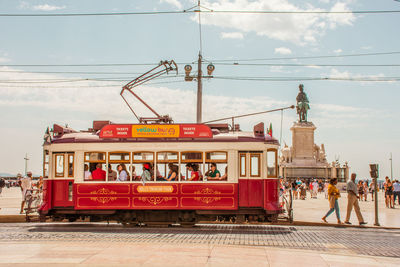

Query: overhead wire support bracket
120 60 178 124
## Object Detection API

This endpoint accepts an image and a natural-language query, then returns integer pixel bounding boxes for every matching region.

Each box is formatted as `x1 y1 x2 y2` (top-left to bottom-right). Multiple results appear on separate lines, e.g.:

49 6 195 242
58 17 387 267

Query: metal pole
24 153 29 175
390 152 393 180
374 165 380 226
196 52 203 123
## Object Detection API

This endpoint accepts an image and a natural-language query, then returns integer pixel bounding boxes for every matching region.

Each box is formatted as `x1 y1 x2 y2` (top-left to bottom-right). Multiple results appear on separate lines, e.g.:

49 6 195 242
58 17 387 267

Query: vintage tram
39 120 280 225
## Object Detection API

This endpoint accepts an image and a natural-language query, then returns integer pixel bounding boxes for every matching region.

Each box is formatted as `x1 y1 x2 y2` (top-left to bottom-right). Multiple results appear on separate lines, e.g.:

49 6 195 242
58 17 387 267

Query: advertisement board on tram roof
99 124 213 139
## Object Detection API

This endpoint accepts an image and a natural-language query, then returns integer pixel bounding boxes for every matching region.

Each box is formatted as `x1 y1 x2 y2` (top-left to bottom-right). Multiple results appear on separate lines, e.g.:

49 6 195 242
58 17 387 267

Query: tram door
238 151 263 207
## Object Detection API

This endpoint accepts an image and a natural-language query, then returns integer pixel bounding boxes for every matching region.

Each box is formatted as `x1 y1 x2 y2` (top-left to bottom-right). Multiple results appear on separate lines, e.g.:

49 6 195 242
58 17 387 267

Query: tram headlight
207 64 215 75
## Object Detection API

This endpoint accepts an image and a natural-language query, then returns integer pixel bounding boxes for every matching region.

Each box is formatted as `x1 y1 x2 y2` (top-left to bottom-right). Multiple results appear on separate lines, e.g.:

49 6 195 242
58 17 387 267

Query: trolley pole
196 52 203 123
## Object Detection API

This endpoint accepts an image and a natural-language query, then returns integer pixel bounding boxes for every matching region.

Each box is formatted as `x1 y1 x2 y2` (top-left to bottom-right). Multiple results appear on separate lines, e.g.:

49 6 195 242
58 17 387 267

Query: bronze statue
296 84 310 122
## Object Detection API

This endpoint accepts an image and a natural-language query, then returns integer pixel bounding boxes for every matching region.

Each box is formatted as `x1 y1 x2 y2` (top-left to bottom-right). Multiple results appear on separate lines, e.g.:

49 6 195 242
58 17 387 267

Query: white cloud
32 4 66 11
329 68 391 83
160 0 183 10
327 2 355 29
221 32 244 39
0 57 10 63
274 47 292 55
184 0 356 45
333 49 342 53
361 46 372 50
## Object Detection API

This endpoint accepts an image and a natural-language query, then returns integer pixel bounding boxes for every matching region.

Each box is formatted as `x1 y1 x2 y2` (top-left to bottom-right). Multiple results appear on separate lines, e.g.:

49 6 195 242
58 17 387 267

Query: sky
0 0 399 179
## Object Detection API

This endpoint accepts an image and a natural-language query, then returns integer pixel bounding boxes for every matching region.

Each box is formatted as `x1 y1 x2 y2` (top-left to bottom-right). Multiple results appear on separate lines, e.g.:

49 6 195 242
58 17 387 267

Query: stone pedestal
279 120 348 182
291 122 317 166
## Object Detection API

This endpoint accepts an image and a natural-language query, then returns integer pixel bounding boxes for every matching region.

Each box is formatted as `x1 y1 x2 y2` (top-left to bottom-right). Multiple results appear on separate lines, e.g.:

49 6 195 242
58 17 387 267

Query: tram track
1 222 399 257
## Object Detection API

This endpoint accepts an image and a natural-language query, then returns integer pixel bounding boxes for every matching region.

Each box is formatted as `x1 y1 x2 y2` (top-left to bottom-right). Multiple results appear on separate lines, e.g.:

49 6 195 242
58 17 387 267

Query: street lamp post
24 153 29 176
184 53 215 123
370 164 380 226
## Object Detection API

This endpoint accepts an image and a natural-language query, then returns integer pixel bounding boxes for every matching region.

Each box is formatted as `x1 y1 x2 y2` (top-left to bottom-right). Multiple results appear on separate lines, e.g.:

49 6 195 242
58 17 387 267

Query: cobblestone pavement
1 223 399 258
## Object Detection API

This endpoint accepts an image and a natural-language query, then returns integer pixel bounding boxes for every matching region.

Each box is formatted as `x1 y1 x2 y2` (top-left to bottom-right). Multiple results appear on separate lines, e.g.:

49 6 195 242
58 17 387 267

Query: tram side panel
73 183 238 210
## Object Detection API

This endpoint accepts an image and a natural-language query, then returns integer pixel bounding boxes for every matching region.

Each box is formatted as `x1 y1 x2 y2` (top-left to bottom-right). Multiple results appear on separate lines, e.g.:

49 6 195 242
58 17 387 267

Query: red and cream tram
39 121 280 224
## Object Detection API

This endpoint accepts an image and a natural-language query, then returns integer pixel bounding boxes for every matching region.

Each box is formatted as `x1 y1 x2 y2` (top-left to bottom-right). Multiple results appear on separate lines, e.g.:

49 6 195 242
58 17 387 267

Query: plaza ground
0 187 399 266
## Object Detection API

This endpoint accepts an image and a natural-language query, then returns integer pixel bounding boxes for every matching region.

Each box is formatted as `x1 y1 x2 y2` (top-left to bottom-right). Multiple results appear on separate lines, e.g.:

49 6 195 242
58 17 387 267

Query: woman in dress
322 178 342 224
386 180 394 208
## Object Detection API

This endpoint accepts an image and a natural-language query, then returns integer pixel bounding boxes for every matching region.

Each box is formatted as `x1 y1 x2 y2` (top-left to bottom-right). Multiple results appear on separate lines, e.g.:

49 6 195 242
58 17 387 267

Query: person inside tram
108 164 117 181
91 163 106 181
141 163 152 181
206 163 221 180
84 164 92 180
116 163 128 181
130 165 137 180
186 163 200 181
164 163 178 181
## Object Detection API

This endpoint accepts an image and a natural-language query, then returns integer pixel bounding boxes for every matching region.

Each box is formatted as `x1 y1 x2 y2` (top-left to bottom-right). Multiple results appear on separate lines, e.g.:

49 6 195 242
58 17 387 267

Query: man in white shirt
19 171 33 214
345 173 367 225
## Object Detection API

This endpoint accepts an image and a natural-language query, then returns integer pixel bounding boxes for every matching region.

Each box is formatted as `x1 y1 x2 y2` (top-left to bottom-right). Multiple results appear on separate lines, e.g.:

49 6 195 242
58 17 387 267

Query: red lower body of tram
39 179 280 224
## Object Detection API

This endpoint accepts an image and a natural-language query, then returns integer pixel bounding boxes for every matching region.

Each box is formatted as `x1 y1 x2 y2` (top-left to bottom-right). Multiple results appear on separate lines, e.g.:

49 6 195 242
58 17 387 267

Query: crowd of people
84 162 227 183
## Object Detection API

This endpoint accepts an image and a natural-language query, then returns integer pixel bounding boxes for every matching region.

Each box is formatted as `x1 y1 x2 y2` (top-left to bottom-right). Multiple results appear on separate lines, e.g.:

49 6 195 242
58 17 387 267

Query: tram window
43 150 49 178
68 154 74 177
181 152 202 161
205 152 227 181
84 152 105 162
157 152 179 182
239 153 246 177
267 149 277 178
250 154 260 177
206 152 227 162
181 162 203 181
109 152 130 162
181 152 203 181
55 154 64 177
133 152 155 181
84 152 106 181
133 152 153 161
108 163 130 182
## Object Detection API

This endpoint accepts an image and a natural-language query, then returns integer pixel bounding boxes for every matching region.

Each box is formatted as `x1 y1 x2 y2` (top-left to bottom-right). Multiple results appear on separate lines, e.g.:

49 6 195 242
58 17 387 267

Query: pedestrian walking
19 172 33 214
312 180 319 198
386 179 394 209
357 181 364 201
369 181 375 201
363 181 369 201
344 173 367 225
393 180 400 205
322 178 342 224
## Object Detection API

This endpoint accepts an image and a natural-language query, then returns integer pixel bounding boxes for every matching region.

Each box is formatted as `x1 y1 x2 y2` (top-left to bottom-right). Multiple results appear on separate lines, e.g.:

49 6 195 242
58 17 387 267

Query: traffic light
369 164 379 178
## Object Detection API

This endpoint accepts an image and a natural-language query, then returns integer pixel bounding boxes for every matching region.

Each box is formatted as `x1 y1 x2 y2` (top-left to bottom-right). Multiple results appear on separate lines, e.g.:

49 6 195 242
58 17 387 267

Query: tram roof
46 121 279 145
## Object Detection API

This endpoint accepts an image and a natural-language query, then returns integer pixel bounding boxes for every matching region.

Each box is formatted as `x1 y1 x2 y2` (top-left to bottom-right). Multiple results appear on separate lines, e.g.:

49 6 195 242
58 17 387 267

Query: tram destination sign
99 124 213 139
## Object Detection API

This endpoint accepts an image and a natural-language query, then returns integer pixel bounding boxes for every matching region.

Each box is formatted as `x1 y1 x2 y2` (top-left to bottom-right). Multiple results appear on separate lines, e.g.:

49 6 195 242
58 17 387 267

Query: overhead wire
1 9 400 17
208 51 400 62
